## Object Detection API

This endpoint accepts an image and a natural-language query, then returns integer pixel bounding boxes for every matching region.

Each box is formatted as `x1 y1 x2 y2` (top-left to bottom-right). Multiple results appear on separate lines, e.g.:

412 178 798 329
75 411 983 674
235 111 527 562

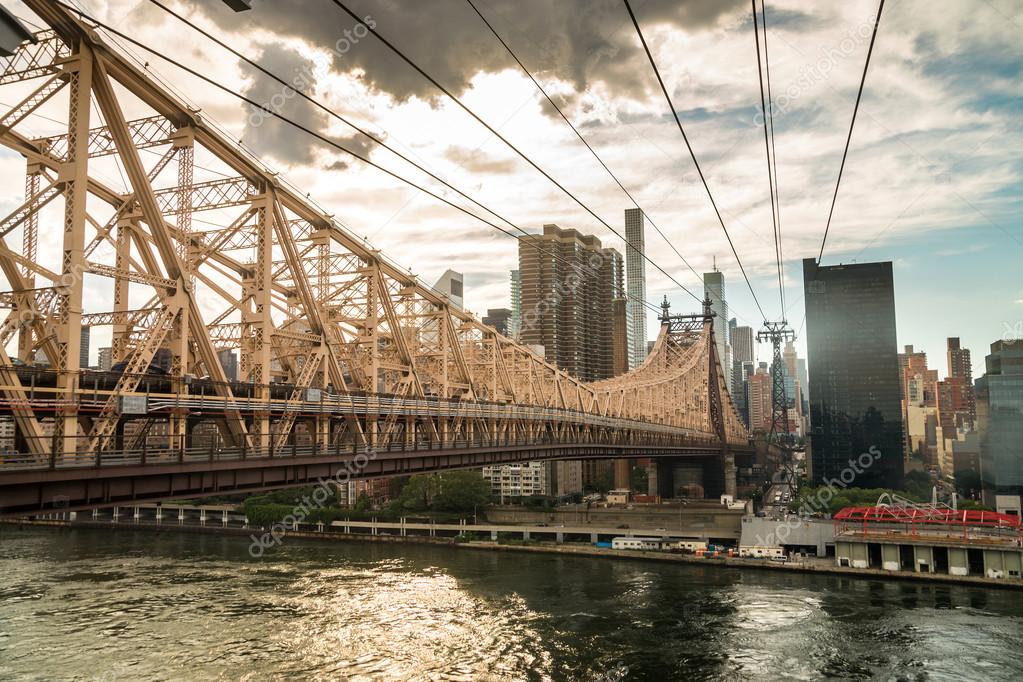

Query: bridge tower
651 295 737 498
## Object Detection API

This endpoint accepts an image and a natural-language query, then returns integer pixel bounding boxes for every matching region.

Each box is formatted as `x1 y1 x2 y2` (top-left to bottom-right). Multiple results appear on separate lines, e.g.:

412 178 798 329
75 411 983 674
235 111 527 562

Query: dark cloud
239 42 329 164
191 0 747 111
239 42 384 165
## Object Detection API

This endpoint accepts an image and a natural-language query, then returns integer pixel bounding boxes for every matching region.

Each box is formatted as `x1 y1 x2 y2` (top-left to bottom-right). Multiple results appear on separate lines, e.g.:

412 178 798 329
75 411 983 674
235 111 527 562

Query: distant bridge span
0 4 750 516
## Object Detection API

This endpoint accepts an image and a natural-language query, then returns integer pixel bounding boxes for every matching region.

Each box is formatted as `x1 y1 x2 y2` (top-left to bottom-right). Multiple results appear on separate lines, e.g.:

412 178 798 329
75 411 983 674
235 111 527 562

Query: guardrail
0 431 738 472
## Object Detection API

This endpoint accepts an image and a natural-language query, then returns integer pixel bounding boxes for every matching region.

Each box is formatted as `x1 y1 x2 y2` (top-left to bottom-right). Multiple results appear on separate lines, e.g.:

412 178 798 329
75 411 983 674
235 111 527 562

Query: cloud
191 0 747 111
239 42 330 164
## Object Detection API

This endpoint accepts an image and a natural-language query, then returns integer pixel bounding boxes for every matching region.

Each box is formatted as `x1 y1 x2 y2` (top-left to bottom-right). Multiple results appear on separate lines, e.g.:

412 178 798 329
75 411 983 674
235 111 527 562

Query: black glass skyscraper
803 258 904 489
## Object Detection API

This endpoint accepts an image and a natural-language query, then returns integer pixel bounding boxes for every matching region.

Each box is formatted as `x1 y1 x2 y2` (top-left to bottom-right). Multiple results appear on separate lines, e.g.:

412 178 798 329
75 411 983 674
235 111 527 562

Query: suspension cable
622 0 769 323
817 0 886 264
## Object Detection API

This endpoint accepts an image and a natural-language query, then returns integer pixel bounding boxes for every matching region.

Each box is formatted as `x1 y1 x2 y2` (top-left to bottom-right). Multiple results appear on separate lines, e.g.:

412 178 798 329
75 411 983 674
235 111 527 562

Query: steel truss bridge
0 3 751 516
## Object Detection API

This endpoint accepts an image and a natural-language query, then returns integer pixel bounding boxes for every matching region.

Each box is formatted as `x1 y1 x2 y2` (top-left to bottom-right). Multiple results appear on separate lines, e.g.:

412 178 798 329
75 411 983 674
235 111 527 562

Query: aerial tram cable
59 0 675 321
622 0 769 324
817 0 886 264
328 0 707 307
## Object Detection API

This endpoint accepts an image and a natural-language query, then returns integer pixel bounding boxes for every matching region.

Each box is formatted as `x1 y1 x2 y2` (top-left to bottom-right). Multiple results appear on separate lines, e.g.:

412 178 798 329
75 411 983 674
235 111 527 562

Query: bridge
0 3 754 516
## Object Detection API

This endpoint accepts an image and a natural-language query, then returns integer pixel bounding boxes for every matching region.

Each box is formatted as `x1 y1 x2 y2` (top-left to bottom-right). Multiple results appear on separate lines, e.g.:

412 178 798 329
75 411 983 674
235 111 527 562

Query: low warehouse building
832 505 1023 581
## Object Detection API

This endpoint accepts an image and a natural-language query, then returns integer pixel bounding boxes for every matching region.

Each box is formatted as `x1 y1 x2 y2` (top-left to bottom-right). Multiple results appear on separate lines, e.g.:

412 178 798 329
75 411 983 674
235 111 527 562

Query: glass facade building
978 340 1023 504
803 258 904 489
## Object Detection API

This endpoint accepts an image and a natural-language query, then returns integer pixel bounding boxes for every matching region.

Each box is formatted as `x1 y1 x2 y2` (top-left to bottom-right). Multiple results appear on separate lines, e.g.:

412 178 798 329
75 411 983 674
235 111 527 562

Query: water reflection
1 527 1022 680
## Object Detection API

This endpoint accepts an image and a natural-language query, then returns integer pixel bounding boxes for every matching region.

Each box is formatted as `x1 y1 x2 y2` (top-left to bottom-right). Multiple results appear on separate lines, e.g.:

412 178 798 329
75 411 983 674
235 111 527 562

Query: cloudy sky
4 0 1022 376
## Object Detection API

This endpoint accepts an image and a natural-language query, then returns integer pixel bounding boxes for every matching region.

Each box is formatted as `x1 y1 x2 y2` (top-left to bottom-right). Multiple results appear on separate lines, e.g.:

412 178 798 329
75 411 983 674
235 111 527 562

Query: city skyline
4 0 1016 374
0 3 1021 678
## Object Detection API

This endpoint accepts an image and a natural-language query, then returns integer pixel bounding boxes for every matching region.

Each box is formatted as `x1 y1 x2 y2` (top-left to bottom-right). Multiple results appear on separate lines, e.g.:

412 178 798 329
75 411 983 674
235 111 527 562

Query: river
1 527 1022 680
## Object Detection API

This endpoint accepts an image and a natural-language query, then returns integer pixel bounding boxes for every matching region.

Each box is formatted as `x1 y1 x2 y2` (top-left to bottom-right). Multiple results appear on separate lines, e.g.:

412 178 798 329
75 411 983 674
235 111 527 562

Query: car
536 522 548 527
616 524 630 529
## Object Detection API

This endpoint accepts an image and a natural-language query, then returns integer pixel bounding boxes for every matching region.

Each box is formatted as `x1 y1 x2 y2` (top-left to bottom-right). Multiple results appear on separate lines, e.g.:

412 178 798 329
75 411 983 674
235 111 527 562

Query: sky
2 0 1021 378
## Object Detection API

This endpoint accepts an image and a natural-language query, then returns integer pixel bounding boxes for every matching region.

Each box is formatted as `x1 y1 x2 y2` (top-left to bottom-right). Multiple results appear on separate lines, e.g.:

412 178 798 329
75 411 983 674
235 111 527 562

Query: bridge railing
0 428 735 472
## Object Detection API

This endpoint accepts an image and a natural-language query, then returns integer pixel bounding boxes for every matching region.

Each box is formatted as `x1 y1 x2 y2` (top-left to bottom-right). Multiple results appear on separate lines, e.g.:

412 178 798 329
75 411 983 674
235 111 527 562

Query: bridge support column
613 458 631 490
723 450 737 499
556 532 564 544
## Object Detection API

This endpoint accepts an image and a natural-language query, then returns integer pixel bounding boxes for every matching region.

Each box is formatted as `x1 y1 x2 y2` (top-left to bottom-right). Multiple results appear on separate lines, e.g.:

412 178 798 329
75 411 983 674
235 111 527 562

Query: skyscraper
482 308 513 337
976 340 1023 507
433 269 463 310
79 326 90 368
509 270 521 339
747 362 773 432
803 258 903 489
703 268 731 388
518 224 624 381
946 337 976 426
218 349 239 382
97 346 113 372
732 325 754 364
624 208 647 369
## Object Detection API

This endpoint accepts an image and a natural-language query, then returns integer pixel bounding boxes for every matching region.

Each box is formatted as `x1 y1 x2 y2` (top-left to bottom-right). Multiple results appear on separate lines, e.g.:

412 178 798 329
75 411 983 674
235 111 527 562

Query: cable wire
464 0 705 282
751 0 784 319
817 0 885 264
54 1 667 317
761 0 786 316
622 0 769 323
329 0 703 306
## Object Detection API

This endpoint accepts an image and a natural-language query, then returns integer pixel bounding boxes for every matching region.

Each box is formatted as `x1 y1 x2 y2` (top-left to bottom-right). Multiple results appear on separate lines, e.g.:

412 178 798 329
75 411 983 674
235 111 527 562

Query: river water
1 527 1022 681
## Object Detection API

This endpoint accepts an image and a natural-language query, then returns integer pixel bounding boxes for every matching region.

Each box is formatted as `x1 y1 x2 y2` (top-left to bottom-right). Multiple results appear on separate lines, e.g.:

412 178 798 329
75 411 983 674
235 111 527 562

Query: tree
354 490 371 512
433 470 492 512
631 466 648 493
395 475 439 512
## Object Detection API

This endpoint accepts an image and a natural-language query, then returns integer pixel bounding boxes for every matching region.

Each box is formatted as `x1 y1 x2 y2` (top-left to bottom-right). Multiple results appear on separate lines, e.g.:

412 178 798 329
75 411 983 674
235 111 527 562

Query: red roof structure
833 505 1022 542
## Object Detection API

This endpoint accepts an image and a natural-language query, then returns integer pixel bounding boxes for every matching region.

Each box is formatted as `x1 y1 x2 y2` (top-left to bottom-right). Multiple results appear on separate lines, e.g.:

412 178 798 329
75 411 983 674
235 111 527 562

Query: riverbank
6 517 1022 590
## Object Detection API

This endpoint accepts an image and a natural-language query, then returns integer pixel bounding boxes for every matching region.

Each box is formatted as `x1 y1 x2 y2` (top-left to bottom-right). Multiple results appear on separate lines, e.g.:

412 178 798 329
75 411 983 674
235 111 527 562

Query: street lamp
221 0 252 11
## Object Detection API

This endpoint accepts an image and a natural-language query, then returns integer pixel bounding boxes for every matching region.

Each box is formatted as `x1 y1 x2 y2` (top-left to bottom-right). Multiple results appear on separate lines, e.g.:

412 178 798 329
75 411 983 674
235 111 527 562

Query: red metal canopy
834 506 1021 528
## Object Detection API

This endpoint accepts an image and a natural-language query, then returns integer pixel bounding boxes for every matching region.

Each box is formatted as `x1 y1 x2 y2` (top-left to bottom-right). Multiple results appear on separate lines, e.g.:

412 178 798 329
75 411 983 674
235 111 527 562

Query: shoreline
5 518 1022 590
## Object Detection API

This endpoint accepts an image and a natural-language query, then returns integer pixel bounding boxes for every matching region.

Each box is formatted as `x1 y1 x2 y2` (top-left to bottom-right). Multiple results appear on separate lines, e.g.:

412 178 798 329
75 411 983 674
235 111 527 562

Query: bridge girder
0 4 750 505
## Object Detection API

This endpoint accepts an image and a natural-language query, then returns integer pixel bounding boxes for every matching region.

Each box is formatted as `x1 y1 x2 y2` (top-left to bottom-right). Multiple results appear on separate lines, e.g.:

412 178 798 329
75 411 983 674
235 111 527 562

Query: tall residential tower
624 208 647 369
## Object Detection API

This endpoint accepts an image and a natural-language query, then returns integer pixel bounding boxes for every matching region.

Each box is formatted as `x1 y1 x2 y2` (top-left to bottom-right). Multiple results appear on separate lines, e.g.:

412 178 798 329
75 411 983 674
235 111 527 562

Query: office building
97 346 113 372
79 326 90 368
803 258 903 489
704 268 731 388
946 337 976 427
433 269 463 310
732 325 754 364
482 308 513 337
747 362 773 432
517 224 624 382
218 349 239 382
612 298 629 376
624 208 647 369
509 270 521 339
977 340 1023 506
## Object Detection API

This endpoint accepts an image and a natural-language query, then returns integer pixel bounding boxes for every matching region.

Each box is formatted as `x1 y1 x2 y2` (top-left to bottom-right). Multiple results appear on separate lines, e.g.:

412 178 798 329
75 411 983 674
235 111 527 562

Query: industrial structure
0 4 754 516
